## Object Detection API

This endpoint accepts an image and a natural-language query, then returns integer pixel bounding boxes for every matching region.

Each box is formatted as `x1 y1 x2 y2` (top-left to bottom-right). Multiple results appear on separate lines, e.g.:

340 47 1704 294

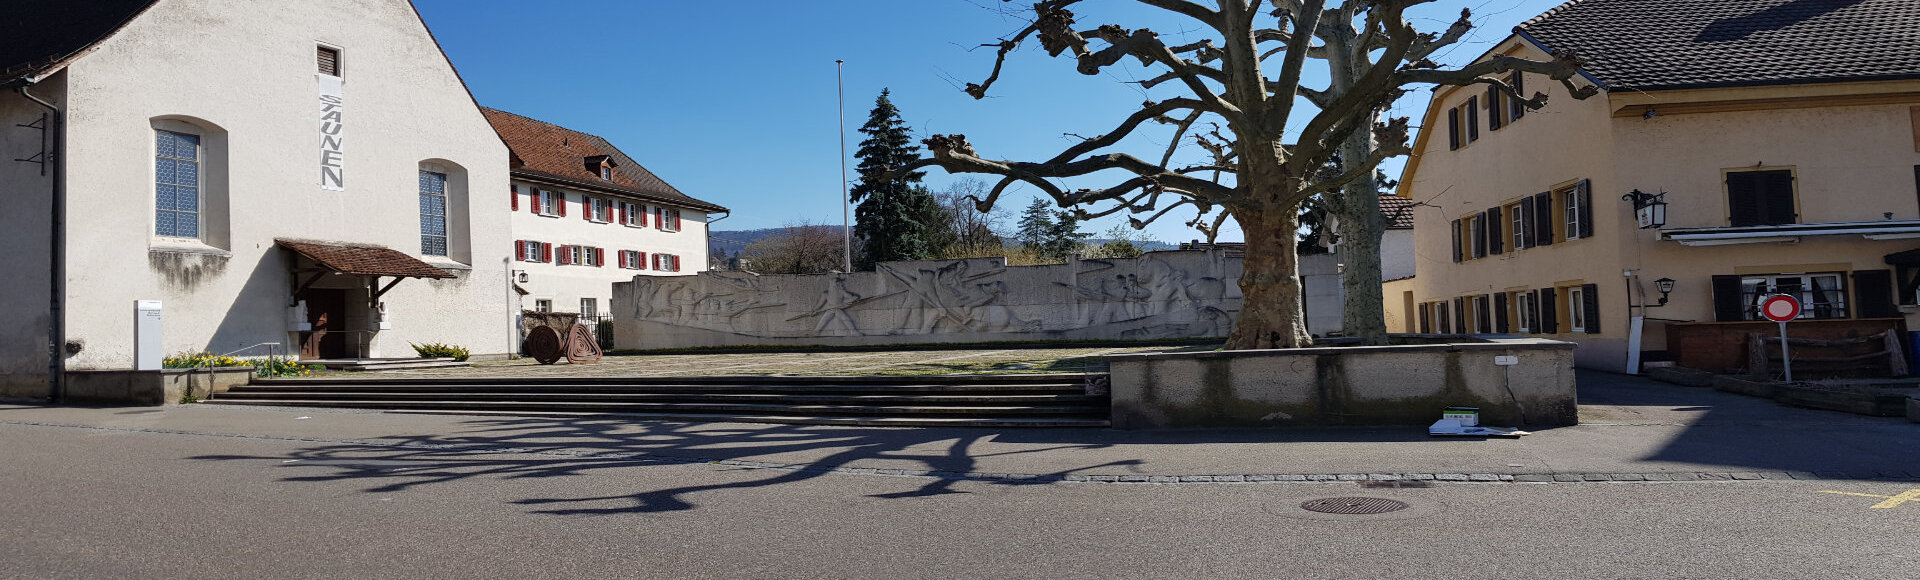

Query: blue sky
415 0 1569 244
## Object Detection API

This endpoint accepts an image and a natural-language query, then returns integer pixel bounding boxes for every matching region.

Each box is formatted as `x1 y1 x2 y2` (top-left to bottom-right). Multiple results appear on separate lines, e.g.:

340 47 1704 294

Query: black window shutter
1760 170 1795 225
1913 165 1919 214
1509 72 1526 120
1418 303 1431 333
1727 171 1762 226
1581 283 1601 334
1495 292 1510 333
1487 85 1503 130
1466 96 1480 141
1518 196 1535 249
1454 297 1466 333
1448 108 1461 150
1541 288 1559 333
1577 180 1594 239
1533 192 1553 246
1710 274 1747 322
1451 219 1462 262
1478 295 1493 333
1472 213 1486 258
1852 269 1899 318
1438 302 1450 334
1488 206 1504 254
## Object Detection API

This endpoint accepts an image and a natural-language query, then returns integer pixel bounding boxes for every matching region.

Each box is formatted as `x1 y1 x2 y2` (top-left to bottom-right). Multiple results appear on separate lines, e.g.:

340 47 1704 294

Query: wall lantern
1623 189 1668 229
1653 277 1676 306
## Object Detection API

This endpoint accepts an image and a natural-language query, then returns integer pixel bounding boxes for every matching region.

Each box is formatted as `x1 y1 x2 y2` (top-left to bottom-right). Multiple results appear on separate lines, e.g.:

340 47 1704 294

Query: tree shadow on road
189 417 1141 516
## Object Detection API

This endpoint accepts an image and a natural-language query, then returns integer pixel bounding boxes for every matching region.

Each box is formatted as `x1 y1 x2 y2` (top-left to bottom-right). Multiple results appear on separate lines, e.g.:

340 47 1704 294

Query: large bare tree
899 0 1592 349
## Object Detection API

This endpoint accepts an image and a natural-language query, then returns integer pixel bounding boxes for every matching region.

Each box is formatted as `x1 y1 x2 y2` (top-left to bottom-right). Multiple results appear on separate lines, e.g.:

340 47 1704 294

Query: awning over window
1662 220 1920 247
276 239 455 279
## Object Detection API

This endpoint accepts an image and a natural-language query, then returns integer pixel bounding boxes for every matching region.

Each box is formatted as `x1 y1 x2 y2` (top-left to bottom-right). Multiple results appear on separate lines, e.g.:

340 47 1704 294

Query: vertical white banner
317 74 345 191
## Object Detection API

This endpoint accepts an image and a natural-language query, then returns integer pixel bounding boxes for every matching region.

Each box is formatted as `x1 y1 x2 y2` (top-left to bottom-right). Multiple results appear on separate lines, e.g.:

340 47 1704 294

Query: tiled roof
1518 0 1920 91
482 108 727 212
0 0 157 81
1378 195 1416 230
277 239 455 279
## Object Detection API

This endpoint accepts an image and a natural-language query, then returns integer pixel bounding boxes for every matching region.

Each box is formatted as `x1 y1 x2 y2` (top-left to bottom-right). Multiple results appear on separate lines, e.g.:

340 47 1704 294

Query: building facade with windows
1401 0 1920 370
0 0 513 398
483 109 726 321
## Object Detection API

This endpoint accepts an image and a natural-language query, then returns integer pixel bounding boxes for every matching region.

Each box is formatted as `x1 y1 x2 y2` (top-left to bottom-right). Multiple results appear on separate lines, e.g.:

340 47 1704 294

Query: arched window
151 116 230 249
418 160 471 263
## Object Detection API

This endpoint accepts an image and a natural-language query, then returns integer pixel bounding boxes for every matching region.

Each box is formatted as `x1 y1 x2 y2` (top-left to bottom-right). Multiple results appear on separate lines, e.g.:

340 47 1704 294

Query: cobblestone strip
7 420 1912 486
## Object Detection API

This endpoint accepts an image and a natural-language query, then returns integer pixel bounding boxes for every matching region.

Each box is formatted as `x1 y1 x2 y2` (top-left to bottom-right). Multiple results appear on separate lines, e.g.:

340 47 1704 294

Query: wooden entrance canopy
276 239 455 302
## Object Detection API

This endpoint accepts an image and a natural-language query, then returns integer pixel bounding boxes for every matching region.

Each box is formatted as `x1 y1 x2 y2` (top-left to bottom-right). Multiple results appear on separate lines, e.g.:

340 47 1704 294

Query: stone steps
207 373 1111 427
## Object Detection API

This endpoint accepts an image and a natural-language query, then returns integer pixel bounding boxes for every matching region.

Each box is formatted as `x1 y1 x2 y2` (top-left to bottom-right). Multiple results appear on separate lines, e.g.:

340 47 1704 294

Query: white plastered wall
54 0 512 368
507 180 709 316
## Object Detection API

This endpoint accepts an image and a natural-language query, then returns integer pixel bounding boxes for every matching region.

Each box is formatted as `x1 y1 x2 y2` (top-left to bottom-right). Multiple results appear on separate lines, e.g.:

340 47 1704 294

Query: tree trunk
1224 204 1312 350
1334 133 1391 345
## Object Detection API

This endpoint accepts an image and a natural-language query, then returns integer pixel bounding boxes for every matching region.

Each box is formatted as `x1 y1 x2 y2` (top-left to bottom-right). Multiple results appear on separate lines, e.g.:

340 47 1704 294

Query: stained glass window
155 130 201 238
419 171 448 256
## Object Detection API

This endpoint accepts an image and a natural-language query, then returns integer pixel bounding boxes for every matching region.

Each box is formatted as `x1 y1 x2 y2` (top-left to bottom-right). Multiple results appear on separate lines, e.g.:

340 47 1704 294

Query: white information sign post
1760 294 1802 382
134 300 163 371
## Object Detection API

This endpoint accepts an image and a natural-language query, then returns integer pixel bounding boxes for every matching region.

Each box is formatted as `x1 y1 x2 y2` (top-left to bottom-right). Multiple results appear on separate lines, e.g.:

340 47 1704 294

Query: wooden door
299 289 349 360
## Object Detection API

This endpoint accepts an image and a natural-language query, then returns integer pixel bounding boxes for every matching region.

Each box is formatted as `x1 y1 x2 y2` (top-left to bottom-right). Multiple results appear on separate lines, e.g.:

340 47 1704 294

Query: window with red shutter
557 194 567 217
515 240 526 261
637 252 648 270
511 186 519 211
541 242 552 263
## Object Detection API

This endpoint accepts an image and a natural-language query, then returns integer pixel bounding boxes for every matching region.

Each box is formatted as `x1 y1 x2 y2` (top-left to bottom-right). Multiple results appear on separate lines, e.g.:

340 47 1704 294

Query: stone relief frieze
611 250 1243 348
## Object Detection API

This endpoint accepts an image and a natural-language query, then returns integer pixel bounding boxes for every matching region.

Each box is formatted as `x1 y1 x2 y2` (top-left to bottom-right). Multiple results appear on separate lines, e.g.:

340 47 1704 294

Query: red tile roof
481 108 726 212
1378 195 1416 230
277 239 455 279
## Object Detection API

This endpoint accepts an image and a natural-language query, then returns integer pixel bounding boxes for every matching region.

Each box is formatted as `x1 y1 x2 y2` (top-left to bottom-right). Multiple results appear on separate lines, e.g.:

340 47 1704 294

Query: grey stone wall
611 250 1243 349
1107 337 1579 428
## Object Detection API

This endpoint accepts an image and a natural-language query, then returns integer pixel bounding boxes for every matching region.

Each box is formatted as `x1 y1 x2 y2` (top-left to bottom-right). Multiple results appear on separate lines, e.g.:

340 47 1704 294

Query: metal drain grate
1299 497 1410 514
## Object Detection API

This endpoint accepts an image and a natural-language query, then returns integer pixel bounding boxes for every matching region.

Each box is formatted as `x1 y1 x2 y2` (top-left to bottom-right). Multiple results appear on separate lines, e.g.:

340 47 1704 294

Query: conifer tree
850 89 940 269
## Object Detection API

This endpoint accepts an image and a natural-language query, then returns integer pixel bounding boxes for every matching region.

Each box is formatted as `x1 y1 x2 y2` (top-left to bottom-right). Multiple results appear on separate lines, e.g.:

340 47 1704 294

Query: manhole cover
1299 497 1410 515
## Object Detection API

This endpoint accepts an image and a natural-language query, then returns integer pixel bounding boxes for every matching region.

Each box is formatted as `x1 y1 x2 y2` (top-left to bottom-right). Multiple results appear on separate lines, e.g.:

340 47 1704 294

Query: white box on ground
1494 355 1518 366
1442 406 1479 426
134 300 163 371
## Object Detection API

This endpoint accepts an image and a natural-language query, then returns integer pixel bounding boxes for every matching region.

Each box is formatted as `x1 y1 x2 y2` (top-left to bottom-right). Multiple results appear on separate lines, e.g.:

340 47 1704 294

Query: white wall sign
317 74 345 191
135 300 163 371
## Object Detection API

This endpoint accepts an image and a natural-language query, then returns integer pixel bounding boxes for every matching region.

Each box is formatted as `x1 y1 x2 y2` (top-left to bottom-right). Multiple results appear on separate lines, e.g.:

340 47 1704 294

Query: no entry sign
1761 294 1802 322
1760 293 1801 381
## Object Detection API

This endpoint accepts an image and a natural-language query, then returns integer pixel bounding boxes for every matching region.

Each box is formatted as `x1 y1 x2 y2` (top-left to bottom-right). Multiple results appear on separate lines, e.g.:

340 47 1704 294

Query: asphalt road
5 370 1919 579
3 415 1916 578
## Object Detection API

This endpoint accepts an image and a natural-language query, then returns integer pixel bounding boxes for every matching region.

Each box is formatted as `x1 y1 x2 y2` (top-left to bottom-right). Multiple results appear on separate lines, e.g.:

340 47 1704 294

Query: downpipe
18 85 63 401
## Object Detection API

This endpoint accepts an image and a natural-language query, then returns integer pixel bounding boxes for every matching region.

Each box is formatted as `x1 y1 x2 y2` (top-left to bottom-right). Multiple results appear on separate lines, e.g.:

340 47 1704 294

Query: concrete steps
206 373 1111 427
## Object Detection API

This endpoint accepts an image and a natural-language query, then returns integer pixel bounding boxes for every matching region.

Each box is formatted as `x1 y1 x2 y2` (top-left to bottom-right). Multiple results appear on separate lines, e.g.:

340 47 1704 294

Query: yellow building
1400 0 1920 371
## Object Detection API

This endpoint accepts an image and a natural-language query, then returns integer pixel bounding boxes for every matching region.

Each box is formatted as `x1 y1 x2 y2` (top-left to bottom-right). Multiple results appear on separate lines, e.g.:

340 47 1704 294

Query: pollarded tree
900 0 1592 349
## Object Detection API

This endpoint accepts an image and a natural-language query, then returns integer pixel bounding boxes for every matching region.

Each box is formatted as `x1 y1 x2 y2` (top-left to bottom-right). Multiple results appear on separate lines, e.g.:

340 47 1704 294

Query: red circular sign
1760 294 1802 322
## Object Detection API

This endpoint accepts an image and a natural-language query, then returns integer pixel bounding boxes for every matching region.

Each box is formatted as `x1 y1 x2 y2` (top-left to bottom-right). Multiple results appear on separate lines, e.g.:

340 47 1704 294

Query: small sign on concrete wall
135 300 162 371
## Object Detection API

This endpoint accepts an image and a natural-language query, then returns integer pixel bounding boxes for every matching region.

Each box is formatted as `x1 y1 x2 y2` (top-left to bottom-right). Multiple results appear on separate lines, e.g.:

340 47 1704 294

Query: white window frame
658 208 681 232
1472 295 1491 333
588 197 609 222
1567 286 1587 332
154 128 203 240
537 190 557 216
598 165 612 180
1741 273 1848 320
521 241 544 262
1516 292 1536 333
534 299 552 313
584 246 601 267
581 298 598 318
1510 202 1527 251
1563 187 1583 241
621 202 641 226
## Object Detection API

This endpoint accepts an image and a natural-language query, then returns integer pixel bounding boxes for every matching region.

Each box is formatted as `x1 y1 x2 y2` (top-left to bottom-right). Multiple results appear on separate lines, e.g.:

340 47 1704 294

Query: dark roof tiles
0 0 158 80
1518 0 1920 91
277 239 455 279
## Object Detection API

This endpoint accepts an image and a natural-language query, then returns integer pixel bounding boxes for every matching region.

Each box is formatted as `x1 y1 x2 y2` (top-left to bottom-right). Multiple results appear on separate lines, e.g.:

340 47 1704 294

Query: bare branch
1393 51 1601 106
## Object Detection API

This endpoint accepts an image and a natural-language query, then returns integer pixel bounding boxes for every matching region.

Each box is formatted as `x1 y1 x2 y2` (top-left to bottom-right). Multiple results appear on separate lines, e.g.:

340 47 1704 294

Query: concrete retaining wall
65 368 253 406
1107 338 1578 429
